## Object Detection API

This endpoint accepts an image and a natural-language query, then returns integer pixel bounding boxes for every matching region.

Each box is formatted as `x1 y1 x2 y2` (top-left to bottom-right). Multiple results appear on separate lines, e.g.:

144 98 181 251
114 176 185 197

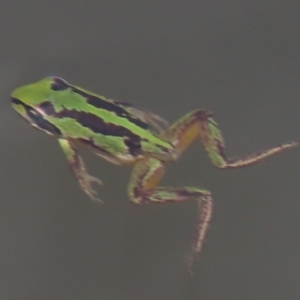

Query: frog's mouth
11 97 61 136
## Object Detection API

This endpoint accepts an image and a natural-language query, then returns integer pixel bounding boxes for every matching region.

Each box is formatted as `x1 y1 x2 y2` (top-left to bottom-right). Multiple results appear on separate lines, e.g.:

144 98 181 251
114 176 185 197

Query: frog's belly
75 136 176 166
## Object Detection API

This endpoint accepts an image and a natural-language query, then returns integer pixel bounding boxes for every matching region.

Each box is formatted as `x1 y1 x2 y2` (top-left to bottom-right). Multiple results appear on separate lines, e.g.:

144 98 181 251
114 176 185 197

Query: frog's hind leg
128 157 213 271
164 109 299 169
128 109 298 271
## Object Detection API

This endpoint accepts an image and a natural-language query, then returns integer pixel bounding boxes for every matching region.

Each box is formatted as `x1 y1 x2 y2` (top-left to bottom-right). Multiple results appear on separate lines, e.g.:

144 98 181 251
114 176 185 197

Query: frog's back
45 78 175 164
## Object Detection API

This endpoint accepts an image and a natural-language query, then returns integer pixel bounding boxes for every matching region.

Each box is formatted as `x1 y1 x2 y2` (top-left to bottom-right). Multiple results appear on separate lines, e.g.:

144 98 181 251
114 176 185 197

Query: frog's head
11 77 66 135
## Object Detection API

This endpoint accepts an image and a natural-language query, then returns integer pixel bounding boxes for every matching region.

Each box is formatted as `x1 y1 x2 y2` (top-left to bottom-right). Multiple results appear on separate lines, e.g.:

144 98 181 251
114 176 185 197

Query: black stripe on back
55 109 142 156
50 77 150 130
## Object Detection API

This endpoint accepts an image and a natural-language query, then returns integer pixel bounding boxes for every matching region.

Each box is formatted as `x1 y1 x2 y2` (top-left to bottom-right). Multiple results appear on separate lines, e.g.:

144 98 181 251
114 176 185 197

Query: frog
11 77 299 270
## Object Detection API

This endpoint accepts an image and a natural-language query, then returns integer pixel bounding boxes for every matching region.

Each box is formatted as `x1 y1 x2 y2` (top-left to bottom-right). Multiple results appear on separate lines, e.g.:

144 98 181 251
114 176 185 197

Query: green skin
11 77 299 270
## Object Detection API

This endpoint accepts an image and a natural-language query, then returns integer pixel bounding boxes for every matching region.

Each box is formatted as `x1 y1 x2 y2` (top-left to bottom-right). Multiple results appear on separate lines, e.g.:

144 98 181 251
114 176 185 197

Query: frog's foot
79 173 103 204
58 138 104 203
184 245 203 275
184 193 212 274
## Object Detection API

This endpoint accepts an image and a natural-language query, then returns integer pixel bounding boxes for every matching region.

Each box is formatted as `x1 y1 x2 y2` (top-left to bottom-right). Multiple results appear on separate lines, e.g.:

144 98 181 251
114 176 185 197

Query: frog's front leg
128 157 213 271
58 138 103 203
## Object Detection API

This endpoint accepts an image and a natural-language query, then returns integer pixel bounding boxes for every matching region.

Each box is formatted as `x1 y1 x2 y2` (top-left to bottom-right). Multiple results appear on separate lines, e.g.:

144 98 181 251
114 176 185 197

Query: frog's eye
27 108 44 124
51 77 69 91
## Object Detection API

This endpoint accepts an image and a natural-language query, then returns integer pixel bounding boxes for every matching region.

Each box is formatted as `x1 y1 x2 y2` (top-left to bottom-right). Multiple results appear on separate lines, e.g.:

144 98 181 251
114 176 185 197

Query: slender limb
128 157 213 271
128 109 298 271
58 138 103 203
163 109 299 168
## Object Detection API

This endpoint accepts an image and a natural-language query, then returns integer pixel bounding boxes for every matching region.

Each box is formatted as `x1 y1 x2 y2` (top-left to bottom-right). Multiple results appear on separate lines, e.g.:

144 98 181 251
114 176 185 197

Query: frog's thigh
128 157 165 204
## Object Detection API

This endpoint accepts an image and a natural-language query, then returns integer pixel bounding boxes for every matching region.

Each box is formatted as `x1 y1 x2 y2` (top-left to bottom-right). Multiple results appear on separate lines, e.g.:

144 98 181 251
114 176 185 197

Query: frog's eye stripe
27 109 61 135
11 97 23 106
11 97 61 135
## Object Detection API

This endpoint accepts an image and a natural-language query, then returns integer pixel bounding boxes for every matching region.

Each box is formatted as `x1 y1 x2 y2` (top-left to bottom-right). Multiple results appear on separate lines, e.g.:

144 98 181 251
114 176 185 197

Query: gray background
1 1 300 299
